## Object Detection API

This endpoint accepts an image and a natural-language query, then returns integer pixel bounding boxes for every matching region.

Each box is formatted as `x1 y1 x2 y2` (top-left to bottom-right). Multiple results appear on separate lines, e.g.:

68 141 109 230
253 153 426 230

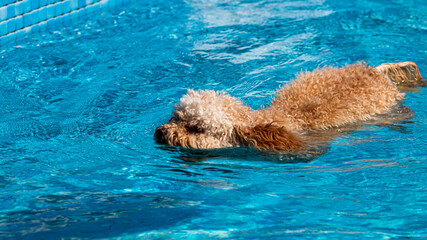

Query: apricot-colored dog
155 62 423 151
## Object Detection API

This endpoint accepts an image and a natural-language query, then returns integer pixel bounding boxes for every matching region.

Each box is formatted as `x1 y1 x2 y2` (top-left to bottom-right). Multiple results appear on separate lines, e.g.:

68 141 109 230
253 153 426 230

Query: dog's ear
233 124 305 151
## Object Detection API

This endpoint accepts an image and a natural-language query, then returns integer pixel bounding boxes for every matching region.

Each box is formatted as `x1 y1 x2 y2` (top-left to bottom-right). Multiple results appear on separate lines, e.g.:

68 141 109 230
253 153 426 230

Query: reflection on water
188 0 333 27
0 0 426 239
167 145 328 163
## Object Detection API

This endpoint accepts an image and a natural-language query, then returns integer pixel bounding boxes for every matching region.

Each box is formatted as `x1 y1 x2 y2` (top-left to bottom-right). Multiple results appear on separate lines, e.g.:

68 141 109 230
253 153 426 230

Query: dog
155 62 424 151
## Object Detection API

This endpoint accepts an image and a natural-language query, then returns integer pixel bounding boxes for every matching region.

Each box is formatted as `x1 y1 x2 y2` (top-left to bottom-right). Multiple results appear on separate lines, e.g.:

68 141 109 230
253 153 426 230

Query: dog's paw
375 62 424 87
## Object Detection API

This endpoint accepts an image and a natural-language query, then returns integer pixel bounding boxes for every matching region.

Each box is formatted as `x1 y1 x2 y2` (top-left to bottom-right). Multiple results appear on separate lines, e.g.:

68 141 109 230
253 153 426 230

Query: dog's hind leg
375 62 425 87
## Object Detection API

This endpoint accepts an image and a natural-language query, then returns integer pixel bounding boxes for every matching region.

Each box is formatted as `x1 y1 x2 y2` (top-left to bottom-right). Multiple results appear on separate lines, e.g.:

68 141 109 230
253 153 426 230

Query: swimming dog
155 62 423 151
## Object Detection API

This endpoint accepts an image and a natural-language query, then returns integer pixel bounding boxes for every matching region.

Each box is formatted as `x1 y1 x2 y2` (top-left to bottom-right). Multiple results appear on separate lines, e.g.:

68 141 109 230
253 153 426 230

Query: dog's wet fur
155 62 424 156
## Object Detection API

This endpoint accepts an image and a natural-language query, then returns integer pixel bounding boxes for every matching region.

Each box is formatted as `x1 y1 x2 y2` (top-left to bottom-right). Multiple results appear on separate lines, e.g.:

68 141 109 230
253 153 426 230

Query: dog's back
270 63 405 130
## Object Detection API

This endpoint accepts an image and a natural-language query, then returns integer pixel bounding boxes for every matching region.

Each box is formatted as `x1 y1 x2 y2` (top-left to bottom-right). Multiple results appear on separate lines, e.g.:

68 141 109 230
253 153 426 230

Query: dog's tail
375 62 425 87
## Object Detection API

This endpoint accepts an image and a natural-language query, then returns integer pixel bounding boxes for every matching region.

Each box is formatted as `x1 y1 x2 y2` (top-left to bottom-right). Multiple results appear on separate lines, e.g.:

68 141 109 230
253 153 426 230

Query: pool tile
7 4 15 19
39 20 47 30
54 2 62 16
0 19 7 35
47 4 54 18
30 22 38 34
6 32 14 42
39 6 47 21
0 35 6 46
63 0 71 14
31 9 38 24
92 2 100 15
15 15 22 29
100 0 109 10
23 12 30 26
6 17 14 32
15 28 23 41
63 13 70 25
23 0 31 13
78 0 85 8
55 15 63 27
46 17 54 29
0 0 131 46
70 9 78 23
39 0 47 7
22 25 31 36
70 0 78 11
15 1 23 15
86 4 94 15
108 0 115 9
78 7 86 19
0 6 7 21
31 0 38 11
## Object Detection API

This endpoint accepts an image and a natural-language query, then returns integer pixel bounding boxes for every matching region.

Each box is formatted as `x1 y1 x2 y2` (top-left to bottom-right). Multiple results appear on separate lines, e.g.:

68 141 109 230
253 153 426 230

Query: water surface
1 0 426 238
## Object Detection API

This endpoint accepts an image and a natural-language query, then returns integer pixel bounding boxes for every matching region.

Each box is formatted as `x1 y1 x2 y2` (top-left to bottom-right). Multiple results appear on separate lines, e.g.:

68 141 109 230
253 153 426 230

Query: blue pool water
1 0 426 239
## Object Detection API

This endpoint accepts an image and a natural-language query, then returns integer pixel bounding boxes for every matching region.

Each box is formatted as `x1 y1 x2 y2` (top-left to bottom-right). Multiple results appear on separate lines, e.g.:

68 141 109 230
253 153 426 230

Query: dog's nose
154 126 168 143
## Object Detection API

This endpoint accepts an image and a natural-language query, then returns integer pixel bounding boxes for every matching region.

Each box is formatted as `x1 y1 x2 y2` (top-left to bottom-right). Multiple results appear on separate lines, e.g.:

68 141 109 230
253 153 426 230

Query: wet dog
155 62 423 151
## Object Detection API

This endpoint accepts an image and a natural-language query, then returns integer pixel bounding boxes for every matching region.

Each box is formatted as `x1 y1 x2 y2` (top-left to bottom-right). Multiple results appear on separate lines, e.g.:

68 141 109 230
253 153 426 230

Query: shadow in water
156 143 329 164
1 192 201 239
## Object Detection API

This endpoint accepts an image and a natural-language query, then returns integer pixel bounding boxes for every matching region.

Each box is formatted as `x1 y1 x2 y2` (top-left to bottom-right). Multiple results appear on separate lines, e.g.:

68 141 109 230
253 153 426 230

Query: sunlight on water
0 0 426 239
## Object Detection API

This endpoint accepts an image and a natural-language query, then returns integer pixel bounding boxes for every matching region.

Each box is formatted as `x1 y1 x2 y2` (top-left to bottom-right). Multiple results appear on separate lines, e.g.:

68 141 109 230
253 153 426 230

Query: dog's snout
154 126 168 143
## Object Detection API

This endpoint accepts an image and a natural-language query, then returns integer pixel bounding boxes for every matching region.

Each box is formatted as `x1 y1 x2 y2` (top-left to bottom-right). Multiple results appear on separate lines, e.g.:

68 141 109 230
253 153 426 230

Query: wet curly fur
155 62 423 151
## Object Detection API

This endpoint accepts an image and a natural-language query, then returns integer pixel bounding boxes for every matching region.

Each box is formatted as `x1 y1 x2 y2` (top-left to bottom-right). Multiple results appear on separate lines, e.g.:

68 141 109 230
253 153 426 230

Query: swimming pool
1 0 426 238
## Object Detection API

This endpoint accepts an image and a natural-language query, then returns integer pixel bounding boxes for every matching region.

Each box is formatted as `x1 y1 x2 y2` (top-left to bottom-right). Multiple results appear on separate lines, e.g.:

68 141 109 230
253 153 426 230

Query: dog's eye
185 125 204 134
169 116 180 123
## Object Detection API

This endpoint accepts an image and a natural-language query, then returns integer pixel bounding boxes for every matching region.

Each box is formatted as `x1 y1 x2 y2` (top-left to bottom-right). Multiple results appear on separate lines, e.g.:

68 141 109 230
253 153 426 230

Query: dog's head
155 89 304 151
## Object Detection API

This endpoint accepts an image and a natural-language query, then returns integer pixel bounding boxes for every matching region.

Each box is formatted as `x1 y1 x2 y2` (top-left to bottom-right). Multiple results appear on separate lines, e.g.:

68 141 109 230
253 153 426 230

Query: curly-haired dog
155 62 424 151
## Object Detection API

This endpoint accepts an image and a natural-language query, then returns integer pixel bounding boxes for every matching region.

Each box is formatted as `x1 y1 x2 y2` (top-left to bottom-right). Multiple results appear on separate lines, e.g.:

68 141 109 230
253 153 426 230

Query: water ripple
0 0 426 239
